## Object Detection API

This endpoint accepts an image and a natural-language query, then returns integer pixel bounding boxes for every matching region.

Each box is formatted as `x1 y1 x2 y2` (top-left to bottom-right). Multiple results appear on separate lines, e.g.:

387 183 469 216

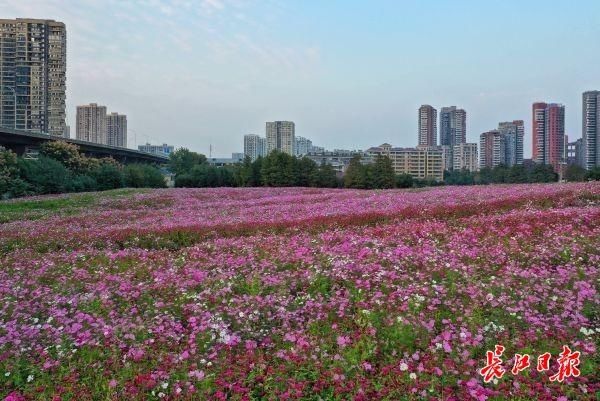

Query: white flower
158 392 165 398
409 372 417 380
4 372 10 377
399 362 408 371
27 375 34 382
492 378 498 385
161 382 169 389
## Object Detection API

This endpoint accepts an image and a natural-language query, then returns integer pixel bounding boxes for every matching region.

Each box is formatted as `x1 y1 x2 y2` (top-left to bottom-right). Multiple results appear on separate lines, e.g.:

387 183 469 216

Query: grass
0 188 145 223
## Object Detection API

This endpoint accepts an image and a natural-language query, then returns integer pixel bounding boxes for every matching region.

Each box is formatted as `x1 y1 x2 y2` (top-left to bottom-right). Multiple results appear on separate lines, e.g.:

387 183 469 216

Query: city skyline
0 1 599 157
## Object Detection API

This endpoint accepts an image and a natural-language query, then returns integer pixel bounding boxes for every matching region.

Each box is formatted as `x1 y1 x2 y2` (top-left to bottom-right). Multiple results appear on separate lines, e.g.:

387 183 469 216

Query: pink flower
189 370 205 380
4 392 26 401
108 379 118 388
337 335 351 348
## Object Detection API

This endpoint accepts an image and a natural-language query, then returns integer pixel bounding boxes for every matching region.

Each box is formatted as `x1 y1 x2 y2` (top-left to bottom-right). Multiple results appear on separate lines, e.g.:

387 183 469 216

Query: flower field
1 183 599 400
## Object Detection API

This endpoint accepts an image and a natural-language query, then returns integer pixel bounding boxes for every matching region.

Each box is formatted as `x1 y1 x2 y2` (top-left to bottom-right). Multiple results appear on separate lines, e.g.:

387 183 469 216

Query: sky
1 0 599 157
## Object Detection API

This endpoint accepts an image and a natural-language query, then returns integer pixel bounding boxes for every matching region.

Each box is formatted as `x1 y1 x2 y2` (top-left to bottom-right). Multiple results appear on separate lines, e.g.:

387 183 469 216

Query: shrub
396 174 414 188
18 157 71 194
124 164 166 188
67 175 98 193
91 164 124 191
1 148 32 198
39 141 85 171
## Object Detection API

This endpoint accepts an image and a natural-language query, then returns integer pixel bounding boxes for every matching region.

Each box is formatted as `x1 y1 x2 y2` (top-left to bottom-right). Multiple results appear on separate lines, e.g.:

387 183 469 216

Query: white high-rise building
0 18 66 135
106 112 127 148
295 136 312 156
453 143 478 172
76 103 107 144
497 120 524 166
244 134 267 161
440 106 466 147
266 121 295 155
582 90 600 170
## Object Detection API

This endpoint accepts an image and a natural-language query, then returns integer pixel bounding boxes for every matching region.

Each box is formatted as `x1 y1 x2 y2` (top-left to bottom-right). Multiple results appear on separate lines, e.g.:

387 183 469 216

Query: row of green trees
169 149 600 190
444 164 558 185
0 141 165 199
444 163 600 185
170 149 340 188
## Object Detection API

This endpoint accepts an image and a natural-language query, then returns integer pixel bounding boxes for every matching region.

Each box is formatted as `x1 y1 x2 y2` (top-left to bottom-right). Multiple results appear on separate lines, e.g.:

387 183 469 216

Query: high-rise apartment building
295 136 313 156
582 90 600 169
453 143 478 172
440 106 466 147
532 103 546 164
479 130 506 169
497 120 524 166
266 121 295 155
244 134 267 161
567 138 584 167
418 105 437 147
0 18 66 135
106 112 127 147
532 102 565 170
76 103 107 144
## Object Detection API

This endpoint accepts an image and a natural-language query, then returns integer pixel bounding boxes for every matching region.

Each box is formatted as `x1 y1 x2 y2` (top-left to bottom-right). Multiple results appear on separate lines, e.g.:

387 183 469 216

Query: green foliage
67 174 98 193
175 164 235 187
444 169 475 185
18 157 71 195
371 154 396 189
261 151 296 186
345 155 399 189
586 166 600 181
564 164 587 182
414 177 443 187
310 162 339 188
529 164 558 183
295 156 318 186
448 164 559 186
395 173 414 188
1 147 31 199
90 163 124 191
39 141 85 171
168 148 207 176
344 155 368 189
123 164 166 188
171 150 340 189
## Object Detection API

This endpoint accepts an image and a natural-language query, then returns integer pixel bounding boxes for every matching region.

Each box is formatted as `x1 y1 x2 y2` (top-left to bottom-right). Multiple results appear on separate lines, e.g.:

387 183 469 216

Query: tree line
0 141 165 199
444 163 600 185
170 148 600 190
3 142 600 199
170 149 340 188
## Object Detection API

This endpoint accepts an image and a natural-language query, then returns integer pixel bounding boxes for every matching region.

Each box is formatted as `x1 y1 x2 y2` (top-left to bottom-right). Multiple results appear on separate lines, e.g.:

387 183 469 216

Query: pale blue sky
2 0 599 157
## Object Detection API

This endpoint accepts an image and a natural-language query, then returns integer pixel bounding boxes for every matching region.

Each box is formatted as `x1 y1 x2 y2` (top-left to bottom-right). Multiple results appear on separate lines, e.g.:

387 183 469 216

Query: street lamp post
0 85 17 129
